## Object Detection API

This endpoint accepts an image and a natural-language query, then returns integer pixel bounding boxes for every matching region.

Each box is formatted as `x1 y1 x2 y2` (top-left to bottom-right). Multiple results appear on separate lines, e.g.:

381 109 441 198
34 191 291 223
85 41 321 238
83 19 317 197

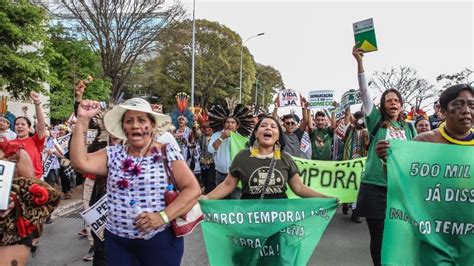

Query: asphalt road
27 208 371 266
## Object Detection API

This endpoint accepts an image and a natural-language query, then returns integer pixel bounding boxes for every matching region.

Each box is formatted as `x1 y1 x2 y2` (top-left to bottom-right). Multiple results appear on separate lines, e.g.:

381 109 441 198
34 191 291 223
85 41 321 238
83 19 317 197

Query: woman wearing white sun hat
70 98 201 266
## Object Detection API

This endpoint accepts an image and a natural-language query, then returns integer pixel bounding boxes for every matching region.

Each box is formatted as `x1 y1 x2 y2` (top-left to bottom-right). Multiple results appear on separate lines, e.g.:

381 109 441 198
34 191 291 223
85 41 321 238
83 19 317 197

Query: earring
250 140 259 157
274 141 281 159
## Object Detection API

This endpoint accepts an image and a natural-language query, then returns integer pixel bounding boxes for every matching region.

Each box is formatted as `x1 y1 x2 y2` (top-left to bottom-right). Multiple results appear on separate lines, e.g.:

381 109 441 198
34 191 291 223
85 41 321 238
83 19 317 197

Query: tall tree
135 19 258 112
46 26 111 123
54 0 185 102
369 66 439 110
0 0 50 99
436 68 473 89
253 63 284 112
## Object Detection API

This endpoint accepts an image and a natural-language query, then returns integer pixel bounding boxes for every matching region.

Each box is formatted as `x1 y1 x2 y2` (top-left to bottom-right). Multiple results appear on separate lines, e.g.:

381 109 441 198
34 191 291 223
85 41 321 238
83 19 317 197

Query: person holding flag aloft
352 44 417 266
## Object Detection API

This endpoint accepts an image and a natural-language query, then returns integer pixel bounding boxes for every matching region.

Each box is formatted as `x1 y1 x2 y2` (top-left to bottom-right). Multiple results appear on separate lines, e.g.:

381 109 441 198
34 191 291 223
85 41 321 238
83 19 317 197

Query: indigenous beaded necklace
438 123 474 146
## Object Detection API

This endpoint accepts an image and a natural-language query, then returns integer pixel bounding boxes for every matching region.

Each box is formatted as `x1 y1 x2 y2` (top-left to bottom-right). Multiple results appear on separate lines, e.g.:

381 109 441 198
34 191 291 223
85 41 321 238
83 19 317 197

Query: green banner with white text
382 140 474 265
200 198 337 266
289 157 365 203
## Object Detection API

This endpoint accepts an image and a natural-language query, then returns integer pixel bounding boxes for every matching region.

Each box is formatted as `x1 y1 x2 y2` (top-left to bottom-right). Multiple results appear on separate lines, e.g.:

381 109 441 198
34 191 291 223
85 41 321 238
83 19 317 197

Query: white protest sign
278 89 300 107
341 90 361 108
41 133 72 180
308 90 334 109
81 194 108 241
0 160 16 210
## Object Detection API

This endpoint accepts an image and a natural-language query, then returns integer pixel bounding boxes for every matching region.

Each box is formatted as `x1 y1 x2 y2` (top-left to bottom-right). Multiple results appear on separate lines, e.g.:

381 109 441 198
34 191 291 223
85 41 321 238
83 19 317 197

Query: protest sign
335 106 346 121
308 90 334 109
289 157 365 203
41 133 72 180
382 140 474 265
353 18 378 52
0 160 16 210
278 89 300 107
200 198 337 265
341 90 361 108
81 194 108 241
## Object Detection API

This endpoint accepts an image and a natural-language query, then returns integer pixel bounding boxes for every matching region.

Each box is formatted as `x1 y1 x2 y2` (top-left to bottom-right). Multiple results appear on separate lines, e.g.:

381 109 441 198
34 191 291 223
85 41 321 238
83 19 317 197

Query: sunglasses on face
285 121 296 126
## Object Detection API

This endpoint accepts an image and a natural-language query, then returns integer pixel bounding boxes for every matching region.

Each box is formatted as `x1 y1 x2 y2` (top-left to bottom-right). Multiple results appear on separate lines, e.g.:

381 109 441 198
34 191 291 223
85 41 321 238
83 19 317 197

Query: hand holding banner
200 198 337 265
383 140 473 265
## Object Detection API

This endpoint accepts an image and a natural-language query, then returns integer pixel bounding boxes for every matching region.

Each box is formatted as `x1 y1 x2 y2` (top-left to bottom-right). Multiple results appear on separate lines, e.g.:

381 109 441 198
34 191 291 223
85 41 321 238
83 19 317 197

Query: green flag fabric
200 198 337 266
289 157 365 203
230 132 249 161
383 140 474 265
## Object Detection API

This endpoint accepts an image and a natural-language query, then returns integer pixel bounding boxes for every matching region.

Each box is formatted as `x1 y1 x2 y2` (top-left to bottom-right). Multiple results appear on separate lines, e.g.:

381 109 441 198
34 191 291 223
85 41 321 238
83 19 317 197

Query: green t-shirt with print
229 149 298 199
363 107 417 187
309 127 334 161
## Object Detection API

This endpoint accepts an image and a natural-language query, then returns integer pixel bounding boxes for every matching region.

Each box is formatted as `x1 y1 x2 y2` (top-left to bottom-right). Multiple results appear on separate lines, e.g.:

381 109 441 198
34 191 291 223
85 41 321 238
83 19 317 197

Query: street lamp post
254 71 267 108
190 0 196 107
239 32 265 103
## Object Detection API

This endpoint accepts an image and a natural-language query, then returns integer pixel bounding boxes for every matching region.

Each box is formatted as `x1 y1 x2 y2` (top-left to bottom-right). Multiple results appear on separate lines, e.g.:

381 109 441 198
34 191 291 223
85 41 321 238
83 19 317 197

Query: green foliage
46 26 111 123
253 63 284 112
0 0 50 99
130 19 258 112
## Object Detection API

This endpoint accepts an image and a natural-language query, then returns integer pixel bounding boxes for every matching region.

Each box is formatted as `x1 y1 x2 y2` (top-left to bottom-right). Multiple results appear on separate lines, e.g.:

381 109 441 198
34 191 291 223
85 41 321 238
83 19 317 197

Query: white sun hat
103 98 172 140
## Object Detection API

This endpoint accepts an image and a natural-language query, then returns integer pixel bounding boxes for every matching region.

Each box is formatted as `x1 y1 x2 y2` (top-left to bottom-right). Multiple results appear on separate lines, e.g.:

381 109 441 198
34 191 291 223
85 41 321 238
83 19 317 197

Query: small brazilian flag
353 18 378 52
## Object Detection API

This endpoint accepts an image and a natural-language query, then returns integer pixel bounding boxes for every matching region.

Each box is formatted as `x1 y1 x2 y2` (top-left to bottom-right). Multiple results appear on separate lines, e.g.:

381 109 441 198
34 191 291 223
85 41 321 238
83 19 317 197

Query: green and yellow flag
383 140 474 265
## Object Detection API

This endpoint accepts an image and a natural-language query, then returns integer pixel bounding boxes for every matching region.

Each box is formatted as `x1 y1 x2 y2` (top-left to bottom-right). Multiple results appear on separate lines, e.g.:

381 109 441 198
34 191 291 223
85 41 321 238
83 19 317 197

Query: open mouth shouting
129 131 145 141
262 131 273 141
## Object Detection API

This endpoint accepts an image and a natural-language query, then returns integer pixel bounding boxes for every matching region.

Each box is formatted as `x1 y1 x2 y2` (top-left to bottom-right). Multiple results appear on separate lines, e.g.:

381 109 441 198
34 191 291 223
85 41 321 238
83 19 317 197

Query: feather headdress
171 93 194 128
208 98 254 136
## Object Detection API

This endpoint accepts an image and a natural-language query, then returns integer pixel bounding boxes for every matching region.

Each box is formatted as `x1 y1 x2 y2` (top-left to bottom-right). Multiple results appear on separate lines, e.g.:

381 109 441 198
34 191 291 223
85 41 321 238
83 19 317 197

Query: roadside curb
51 199 83 219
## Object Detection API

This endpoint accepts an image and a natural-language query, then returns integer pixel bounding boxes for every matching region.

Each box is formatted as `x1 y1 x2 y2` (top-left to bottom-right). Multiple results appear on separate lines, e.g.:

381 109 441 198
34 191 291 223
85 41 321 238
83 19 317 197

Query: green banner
200 198 337 266
383 140 474 265
289 157 365 203
230 132 249 161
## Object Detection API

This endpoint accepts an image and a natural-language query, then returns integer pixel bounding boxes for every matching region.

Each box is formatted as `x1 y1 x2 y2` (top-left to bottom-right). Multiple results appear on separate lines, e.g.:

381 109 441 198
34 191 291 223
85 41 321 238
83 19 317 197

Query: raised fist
77 100 100 119
30 91 41 104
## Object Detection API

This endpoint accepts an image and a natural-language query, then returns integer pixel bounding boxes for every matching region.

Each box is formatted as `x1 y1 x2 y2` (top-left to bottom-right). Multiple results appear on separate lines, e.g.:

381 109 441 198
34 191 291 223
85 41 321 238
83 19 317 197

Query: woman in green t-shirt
352 45 416 266
205 116 330 200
